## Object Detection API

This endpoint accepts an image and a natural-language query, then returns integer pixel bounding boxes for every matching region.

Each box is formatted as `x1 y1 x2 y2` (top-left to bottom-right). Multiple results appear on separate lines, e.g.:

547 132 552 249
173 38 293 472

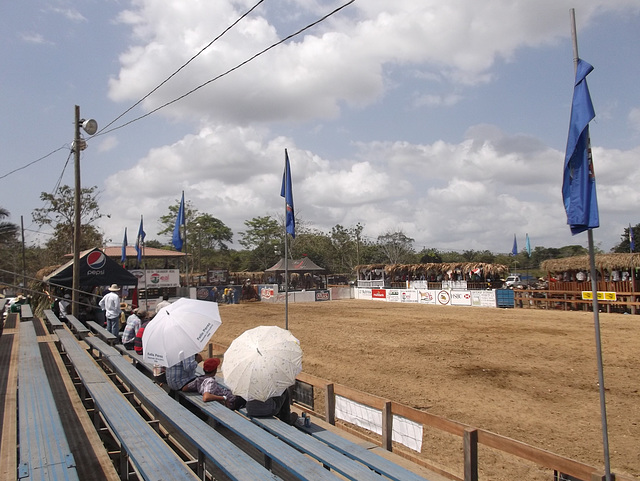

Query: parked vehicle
504 274 537 289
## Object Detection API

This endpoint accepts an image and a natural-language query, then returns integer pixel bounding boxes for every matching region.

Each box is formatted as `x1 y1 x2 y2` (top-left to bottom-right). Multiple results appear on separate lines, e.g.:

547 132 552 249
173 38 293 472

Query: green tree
239 216 281 271
328 223 364 273
611 224 638 253
376 230 415 264
157 199 199 241
32 185 105 258
417 248 442 264
0 207 20 285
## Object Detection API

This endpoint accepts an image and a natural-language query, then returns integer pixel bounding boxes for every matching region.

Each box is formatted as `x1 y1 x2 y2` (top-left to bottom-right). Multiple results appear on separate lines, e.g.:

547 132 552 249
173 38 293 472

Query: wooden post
325 383 336 425
464 428 478 481
381 401 393 451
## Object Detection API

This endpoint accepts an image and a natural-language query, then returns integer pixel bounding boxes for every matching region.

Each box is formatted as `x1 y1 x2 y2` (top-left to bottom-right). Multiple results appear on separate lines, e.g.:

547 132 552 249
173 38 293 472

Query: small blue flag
630 224 635 252
135 216 145 263
562 59 598 235
172 192 185 251
280 150 295 238
121 228 128 265
525 233 531 258
511 234 518 256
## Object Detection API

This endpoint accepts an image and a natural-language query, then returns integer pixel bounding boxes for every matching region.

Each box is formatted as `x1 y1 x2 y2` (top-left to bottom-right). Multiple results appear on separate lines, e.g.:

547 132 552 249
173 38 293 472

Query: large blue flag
121 228 128 265
562 59 598 235
135 216 145 263
172 192 185 251
280 150 295 238
511 234 517 256
630 223 635 252
525 233 531 258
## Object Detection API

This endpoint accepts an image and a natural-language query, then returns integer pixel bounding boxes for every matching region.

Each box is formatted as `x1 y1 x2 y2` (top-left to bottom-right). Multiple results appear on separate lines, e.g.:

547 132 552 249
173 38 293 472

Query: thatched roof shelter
541 253 640 273
356 262 509 278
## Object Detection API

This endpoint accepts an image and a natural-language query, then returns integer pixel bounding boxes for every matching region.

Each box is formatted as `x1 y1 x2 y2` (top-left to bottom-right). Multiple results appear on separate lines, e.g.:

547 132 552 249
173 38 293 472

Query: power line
96 0 268 136
0 0 265 182
0 0 356 179
0 145 67 180
94 0 356 136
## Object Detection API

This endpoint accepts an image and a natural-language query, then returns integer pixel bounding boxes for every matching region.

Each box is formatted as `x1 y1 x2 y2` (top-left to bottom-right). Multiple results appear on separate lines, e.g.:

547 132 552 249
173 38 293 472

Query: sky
2 0 640 256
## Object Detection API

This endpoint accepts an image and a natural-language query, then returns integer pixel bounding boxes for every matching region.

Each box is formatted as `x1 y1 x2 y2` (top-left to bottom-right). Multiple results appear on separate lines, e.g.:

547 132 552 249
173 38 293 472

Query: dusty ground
210 299 639 480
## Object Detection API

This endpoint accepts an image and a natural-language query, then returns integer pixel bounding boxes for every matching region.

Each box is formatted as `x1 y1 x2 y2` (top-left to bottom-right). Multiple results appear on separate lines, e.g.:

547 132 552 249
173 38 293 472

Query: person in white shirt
155 295 171 313
99 284 121 337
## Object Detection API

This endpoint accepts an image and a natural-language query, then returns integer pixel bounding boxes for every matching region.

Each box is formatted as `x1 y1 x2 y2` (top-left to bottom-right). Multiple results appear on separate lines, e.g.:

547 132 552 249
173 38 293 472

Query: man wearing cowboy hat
99 284 122 338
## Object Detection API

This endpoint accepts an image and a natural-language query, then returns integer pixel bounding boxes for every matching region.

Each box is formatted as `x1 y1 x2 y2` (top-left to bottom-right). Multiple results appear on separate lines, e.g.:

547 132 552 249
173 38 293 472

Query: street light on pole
71 105 97 317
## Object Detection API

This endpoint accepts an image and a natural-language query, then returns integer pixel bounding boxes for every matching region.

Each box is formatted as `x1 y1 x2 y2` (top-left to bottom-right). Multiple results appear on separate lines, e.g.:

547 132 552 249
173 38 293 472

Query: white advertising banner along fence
357 287 498 308
335 396 423 452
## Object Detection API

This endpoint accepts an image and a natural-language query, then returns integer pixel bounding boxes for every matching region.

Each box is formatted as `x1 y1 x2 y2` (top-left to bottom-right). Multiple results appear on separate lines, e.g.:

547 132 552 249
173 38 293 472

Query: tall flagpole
284 173 290 331
183 192 190 293
141 215 148 311
570 9 611 480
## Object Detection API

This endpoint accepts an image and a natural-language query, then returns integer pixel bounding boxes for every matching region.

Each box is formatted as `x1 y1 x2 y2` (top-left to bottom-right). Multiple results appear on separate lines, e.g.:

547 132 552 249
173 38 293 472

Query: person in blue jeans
99 284 122 337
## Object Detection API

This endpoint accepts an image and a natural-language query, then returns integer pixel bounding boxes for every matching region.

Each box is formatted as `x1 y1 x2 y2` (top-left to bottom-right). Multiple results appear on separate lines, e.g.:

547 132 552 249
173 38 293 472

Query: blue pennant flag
172 192 185 251
135 216 145 263
511 234 518 256
121 228 128 265
280 150 295 238
525 233 531 257
630 224 635 253
562 59 598 235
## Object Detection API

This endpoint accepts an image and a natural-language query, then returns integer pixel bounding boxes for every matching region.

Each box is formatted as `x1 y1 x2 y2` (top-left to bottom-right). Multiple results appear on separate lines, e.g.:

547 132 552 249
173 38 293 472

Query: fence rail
207 341 628 481
513 288 640 313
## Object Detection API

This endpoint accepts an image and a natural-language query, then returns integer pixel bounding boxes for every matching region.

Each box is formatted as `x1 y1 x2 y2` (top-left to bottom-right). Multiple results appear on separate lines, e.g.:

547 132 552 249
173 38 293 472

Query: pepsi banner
45 248 138 290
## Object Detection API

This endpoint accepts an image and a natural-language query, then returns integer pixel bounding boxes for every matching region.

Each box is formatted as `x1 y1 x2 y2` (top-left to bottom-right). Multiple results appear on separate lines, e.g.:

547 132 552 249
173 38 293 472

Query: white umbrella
222 326 302 402
142 298 222 367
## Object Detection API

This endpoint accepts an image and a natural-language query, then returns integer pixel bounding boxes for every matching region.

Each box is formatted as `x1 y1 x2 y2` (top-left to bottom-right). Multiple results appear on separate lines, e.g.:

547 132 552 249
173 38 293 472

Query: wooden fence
207 342 632 481
513 288 640 313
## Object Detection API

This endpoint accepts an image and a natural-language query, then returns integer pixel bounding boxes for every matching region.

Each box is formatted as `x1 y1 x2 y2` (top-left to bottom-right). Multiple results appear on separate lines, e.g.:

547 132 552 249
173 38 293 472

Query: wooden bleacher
82 335 282 481
18 320 80 481
64 314 90 339
2 309 440 481
182 393 352 481
56 328 199 481
85 321 117 345
43 309 65 331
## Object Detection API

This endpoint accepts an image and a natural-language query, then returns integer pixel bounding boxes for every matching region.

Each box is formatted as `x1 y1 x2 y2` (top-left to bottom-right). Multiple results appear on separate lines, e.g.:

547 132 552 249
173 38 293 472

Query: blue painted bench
182 392 344 481
18 321 80 481
20 303 34 319
293 423 430 481
43 309 65 331
86 320 117 345
83 335 281 481
247 414 391 481
55 329 199 481
64 315 90 339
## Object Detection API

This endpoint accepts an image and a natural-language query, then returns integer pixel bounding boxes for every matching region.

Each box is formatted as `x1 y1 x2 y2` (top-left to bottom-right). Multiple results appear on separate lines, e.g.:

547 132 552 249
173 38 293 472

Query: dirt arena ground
211 299 639 480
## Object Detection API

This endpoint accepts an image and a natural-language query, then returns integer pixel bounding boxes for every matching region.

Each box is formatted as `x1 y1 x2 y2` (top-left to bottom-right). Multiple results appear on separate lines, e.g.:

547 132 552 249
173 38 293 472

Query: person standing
59 293 71 319
99 284 121 338
155 294 170 313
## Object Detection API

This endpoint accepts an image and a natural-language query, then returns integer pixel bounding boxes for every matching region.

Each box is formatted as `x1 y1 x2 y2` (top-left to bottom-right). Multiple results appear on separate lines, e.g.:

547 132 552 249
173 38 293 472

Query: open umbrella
142 298 222 367
222 326 302 402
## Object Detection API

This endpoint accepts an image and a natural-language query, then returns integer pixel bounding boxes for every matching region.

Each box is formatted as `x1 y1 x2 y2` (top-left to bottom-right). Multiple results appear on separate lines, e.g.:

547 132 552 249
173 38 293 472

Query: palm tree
0 207 18 242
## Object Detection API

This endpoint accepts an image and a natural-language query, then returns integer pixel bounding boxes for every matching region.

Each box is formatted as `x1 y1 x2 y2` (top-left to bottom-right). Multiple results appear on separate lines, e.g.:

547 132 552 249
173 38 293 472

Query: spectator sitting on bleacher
166 353 203 395
134 317 150 355
122 309 145 350
182 358 246 410
246 388 298 426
